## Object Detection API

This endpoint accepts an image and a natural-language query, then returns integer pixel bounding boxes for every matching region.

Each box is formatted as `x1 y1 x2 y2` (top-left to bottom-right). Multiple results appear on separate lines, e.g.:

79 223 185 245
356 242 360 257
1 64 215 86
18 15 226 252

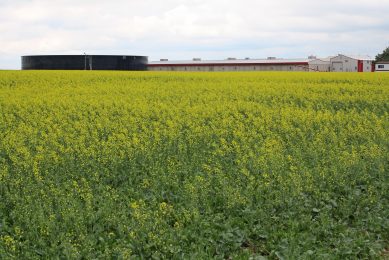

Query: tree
375 46 389 62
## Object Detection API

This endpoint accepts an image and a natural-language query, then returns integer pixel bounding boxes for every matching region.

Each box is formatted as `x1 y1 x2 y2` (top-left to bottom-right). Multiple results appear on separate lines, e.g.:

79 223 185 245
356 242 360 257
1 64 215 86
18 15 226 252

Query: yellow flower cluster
0 71 388 258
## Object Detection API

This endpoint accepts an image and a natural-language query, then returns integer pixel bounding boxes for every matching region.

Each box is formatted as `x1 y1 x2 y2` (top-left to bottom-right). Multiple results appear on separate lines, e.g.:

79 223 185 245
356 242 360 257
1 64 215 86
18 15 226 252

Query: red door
357 60 363 72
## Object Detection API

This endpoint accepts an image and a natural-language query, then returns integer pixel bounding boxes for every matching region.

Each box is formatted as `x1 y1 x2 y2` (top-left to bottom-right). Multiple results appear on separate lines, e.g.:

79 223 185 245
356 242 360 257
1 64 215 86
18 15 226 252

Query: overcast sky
1 0 388 69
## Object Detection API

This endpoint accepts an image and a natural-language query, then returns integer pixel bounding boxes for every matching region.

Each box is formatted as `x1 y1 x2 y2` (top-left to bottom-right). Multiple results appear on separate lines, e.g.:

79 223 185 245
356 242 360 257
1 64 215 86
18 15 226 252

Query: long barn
148 58 310 72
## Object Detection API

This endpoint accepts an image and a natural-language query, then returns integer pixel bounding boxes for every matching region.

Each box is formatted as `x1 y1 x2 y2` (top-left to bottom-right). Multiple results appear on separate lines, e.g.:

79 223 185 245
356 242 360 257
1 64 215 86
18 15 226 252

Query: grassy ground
0 71 388 259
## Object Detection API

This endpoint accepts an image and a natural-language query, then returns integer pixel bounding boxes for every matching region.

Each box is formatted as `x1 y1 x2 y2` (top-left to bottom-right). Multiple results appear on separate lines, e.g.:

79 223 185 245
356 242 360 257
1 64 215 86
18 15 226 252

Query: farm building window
355 66 357 70
378 65 384 69
345 60 348 62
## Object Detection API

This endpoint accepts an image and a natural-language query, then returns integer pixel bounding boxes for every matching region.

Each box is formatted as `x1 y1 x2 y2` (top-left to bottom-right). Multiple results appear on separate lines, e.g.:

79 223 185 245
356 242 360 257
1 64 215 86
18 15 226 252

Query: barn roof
339 54 374 61
308 57 334 63
149 58 311 66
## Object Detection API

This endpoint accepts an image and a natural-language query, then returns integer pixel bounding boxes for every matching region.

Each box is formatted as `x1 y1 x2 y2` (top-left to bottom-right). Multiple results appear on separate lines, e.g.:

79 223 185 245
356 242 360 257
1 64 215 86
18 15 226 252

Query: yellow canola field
0 71 388 258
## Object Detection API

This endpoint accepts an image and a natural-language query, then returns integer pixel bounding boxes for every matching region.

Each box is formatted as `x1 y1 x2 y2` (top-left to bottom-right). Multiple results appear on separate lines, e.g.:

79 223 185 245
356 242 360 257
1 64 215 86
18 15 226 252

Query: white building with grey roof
308 57 333 72
330 54 374 72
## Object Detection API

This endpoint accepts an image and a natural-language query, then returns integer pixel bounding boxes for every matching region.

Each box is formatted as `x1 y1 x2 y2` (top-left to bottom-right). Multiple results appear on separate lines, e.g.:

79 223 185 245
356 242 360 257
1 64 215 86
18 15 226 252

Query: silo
21 55 148 71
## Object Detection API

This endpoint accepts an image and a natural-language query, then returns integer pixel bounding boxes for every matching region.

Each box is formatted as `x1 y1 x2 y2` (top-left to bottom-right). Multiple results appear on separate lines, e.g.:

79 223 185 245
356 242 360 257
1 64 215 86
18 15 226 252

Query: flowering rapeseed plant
0 71 388 258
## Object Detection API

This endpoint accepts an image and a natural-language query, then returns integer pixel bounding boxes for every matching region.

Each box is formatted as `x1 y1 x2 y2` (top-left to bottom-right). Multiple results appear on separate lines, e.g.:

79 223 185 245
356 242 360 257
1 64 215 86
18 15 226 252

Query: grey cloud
0 0 388 69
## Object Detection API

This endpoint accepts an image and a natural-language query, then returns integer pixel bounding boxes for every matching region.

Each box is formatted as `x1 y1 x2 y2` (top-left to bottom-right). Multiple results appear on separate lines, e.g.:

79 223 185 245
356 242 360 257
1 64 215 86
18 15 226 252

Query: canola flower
0 71 388 258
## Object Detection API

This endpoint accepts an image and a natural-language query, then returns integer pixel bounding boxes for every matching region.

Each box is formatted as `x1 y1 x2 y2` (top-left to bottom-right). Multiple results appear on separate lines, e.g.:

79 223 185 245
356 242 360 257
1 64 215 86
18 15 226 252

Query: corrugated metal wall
22 55 148 71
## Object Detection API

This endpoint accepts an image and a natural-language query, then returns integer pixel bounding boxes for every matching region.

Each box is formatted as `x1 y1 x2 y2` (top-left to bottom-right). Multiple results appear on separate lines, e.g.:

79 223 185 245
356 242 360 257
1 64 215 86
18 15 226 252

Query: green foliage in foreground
0 71 388 259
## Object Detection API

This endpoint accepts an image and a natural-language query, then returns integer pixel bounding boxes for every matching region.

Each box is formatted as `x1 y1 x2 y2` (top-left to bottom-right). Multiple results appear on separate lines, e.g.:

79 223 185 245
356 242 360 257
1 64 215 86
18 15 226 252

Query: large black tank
21 55 148 71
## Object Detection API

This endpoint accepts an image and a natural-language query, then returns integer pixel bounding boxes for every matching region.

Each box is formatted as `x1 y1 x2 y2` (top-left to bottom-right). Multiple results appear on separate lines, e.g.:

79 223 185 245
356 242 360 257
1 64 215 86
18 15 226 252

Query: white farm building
149 54 374 72
375 61 389 72
330 54 374 72
308 55 374 72
308 57 333 72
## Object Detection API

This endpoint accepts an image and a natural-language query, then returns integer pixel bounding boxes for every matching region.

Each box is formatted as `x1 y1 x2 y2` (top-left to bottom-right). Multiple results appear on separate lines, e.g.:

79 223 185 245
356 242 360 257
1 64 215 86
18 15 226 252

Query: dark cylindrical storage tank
21 55 148 71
